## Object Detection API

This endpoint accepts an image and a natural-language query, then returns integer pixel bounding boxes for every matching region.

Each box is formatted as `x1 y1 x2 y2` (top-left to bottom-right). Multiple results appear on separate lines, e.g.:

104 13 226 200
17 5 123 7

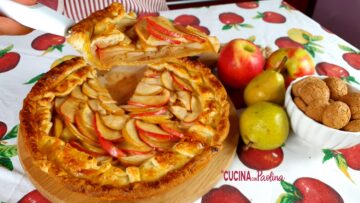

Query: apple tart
20 56 229 200
67 3 220 69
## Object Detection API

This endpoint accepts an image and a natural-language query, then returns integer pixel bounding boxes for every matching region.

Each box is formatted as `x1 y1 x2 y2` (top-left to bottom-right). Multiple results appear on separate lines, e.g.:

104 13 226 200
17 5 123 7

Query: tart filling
20 57 229 199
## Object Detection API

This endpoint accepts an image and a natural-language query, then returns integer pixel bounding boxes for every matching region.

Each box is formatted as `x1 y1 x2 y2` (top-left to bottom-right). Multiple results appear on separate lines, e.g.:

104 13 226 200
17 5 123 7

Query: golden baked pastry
67 3 220 69
20 57 229 200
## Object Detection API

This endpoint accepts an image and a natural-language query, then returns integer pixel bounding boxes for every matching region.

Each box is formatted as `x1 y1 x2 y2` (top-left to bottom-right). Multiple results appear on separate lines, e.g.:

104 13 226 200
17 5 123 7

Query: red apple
0 45 20 73
236 2 259 9
218 39 264 88
202 185 250 203
19 190 50 203
316 62 349 77
266 48 315 86
343 53 360 70
238 147 283 170
294 178 343 203
338 144 360 170
254 11 286 24
0 121 7 140
339 44 360 70
174 15 200 26
279 178 344 203
219 13 244 25
31 33 65 55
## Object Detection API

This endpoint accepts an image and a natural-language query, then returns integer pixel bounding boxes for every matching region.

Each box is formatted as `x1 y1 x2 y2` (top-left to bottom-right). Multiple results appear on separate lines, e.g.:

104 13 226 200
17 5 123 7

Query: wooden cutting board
18 105 239 203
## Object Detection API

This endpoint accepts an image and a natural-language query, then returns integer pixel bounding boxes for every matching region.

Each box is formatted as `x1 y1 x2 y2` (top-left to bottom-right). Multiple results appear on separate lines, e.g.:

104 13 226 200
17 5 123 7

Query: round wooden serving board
18 104 239 203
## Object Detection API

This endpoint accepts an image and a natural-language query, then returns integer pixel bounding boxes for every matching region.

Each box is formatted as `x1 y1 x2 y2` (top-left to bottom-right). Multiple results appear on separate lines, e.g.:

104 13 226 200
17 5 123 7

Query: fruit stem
243 142 252 151
275 56 288 73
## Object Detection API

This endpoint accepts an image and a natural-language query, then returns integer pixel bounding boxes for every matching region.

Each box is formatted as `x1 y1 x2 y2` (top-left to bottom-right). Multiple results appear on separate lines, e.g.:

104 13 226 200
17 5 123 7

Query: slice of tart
67 3 220 69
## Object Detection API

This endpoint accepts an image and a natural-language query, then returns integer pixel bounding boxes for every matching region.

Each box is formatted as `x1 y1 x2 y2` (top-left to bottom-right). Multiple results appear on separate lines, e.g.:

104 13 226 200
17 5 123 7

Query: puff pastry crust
67 3 220 69
20 57 229 200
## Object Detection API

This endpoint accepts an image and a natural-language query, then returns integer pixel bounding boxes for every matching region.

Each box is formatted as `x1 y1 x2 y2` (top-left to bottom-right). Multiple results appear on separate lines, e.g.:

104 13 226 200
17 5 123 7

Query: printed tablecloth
0 0 359 202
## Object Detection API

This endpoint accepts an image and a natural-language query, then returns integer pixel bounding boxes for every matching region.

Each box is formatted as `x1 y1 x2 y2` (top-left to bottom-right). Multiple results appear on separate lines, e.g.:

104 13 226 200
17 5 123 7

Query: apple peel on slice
117 141 152 155
98 136 127 158
135 120 178 141
159 122 184 138
138 130 176 151
171 73 192 91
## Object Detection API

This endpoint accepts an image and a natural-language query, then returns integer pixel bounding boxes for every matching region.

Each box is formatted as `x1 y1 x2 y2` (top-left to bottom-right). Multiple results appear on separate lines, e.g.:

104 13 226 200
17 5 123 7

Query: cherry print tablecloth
1 0 360 202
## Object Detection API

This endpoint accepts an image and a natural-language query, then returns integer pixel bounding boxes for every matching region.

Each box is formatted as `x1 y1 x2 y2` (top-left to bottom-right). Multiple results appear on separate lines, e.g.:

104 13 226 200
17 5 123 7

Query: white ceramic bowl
285 76 360 149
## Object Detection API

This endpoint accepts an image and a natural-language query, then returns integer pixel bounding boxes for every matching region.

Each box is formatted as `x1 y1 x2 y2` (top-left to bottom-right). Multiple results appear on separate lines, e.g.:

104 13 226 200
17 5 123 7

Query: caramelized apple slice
142 77 163 86
134 82 164 96
169 92 177 104
69 140 106 156
129 107 167 118
100 101 124 115
75 104 98 142
65 120 99 145
173 141 204 158
100 114 128 130
128 89 170 107
71 86 88 101
55 96 67 114
98 136 127 158
172 73 192 91
135 120 179 141
169 105 188 120
138 113 173 124
119 152 154 166
117 141 152 155
184 96 201 123
53 117 63 138
135 20 170 46
147 23 182 45
87 79 108 93
81 141 107 155
146 17 205 42
120 105 159 113
94 113 122 141
161 71 174 90
123 119 148 147
159 122 184 138
88 99 107 115
59 97 82 123
60 127 76 142
144 69 161 78
138 130 176 151
98 94 117 104
82 82 98 99
177 91 191 111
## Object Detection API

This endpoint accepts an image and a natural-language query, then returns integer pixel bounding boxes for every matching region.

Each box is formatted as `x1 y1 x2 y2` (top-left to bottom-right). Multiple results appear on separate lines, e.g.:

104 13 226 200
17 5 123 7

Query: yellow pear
240 102 289 150
244 69 285 106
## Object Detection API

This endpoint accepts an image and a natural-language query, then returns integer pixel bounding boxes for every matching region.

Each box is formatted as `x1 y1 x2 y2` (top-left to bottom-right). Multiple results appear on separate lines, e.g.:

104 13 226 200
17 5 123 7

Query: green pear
240 102 289 150
244 70 285 106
